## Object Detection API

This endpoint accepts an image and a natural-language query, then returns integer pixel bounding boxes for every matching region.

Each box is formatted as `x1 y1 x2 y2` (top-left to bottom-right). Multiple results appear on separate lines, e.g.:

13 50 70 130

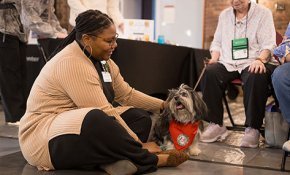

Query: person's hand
248 59 266 74
280 57 286 64
285 51 290 63
207 58 218 64
142 142 162 153
207 51 220 65
56 32 68 39
281 54 290 64
160 101 168 112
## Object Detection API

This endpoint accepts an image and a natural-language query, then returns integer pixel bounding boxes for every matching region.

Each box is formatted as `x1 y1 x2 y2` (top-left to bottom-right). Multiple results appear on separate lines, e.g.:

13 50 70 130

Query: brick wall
260 0 290 34
203 0 230 49
203 0 290 49
54 0 72 32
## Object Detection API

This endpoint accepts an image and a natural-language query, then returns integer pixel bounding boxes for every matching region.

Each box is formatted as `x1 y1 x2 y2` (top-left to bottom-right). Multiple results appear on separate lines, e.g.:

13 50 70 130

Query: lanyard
233 3 250 39
76 40 120 107
234 14 248 39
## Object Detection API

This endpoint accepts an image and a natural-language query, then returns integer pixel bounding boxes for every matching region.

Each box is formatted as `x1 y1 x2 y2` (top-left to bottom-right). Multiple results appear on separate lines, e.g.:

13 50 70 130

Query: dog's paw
189 148 201 156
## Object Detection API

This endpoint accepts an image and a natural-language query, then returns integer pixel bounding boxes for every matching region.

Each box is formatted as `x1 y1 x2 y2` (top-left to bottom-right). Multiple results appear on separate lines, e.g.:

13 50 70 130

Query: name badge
232 38 249 60
102 71 112 82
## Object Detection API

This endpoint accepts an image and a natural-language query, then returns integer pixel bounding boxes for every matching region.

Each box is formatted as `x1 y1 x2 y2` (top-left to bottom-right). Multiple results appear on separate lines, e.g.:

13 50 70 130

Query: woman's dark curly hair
50 9 114 59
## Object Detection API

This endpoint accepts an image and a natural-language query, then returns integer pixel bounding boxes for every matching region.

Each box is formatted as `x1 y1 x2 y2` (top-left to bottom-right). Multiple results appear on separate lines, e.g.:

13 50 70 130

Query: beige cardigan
19 41 163 170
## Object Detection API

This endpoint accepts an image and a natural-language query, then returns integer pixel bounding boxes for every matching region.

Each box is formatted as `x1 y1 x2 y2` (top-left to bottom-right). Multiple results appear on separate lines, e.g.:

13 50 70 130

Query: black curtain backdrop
26 39 210 100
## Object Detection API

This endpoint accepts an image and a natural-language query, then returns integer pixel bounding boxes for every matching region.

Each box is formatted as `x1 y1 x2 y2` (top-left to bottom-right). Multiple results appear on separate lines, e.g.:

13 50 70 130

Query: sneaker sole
240 143 259 148
201 130 228 143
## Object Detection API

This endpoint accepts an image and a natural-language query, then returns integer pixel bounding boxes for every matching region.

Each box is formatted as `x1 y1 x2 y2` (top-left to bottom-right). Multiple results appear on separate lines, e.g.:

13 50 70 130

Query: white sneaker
200 123 228 143
6 121 20 126
240 127 260 148
282 140 290 152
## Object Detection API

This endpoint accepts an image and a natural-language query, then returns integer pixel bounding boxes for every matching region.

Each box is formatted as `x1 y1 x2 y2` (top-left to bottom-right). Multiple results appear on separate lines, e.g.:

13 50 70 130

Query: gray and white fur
152 84 207 156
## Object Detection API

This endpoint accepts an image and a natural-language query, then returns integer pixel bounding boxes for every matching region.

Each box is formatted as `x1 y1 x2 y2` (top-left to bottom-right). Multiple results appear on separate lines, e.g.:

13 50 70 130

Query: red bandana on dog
169 120 199 151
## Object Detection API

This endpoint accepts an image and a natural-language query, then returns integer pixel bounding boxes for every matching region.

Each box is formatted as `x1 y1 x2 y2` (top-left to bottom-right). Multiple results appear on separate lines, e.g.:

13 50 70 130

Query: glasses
87 33 119 47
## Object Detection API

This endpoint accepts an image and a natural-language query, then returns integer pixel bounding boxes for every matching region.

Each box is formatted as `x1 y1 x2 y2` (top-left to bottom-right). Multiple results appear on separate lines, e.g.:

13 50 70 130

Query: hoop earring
82 43 93 58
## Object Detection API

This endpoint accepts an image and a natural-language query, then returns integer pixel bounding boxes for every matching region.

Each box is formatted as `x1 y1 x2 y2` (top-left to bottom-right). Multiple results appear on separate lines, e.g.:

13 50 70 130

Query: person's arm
107 0 124 32
209 51 220 64
209 13 223 64
108 60 164 114
256 9 276 63
248 9 276 74
67 0 88 17
21 0 60 38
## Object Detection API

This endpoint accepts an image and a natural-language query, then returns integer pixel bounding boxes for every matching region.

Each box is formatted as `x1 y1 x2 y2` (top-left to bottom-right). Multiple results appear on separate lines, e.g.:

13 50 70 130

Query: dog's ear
191 91 208 120
154 107 172 145
180 83 192 91
167 89 177 101
160 98 173 122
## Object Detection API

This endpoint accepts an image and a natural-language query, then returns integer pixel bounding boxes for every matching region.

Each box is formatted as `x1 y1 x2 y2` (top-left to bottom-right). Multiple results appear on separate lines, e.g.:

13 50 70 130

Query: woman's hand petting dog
160 101 168 113
142 142 162 153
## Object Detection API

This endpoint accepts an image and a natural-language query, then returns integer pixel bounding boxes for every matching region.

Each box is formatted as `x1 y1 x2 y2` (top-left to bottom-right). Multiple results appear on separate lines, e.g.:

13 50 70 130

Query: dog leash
193 57 209 91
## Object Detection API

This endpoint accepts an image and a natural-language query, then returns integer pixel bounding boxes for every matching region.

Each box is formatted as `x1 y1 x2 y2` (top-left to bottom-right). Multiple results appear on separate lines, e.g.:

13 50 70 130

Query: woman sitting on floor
18 9 188 175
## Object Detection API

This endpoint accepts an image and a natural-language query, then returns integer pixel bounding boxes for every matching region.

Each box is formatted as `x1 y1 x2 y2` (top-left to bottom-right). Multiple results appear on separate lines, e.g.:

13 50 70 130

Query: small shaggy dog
152 84 207 156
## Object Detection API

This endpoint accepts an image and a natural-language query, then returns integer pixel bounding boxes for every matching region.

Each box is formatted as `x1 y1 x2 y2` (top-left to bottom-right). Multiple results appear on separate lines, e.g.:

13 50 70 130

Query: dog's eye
181 92 188 97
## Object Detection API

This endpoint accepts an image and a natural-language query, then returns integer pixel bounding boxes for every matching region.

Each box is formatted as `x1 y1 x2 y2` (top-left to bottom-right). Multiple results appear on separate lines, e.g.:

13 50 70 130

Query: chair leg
281 151 288 171
222 93 245 131
223 93 235 127
281 129 290 171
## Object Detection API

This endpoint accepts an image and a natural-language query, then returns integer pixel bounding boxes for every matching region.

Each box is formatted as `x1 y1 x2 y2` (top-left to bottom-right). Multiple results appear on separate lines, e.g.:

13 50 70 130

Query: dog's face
167 84 207 124
151 84 208 150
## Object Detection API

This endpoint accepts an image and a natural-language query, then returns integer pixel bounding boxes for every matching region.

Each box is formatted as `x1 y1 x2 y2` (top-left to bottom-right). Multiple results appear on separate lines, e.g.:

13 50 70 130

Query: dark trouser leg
200 63 239 125
49 109 158 174
272 63 290 124
37 38 63 61
0 33 27 122
242 64 276 129
120 108 152 142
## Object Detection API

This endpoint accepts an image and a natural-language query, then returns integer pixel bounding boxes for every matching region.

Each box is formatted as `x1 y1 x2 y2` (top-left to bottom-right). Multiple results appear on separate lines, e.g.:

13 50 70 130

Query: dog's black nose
174 96 179 101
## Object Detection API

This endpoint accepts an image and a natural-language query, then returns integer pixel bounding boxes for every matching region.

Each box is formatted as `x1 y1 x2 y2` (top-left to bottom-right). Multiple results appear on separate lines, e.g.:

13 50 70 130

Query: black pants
200 63 276 129
48 108 158 174
0 33 27 122
37 38 63 62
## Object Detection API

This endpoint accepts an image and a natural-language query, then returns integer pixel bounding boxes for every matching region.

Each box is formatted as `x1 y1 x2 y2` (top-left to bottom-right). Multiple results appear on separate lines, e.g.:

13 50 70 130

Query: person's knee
205 64 219 77
247 72 268 84
127 108 152 138
142 113 152 131
272 68 282 87
132 108 152 130
272 66 288 89
201 65 220 90
82 109 111 129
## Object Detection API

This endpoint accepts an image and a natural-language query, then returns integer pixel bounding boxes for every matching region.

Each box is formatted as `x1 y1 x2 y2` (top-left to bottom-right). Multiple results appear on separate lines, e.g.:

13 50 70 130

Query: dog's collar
169 120 199 151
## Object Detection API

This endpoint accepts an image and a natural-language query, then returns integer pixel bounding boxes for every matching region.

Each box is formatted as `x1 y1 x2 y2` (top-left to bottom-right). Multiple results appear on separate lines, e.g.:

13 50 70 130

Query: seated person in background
21 0 67 59
67 0 124 33
18 10 188 175
199 0 276 148
272 22 290 151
